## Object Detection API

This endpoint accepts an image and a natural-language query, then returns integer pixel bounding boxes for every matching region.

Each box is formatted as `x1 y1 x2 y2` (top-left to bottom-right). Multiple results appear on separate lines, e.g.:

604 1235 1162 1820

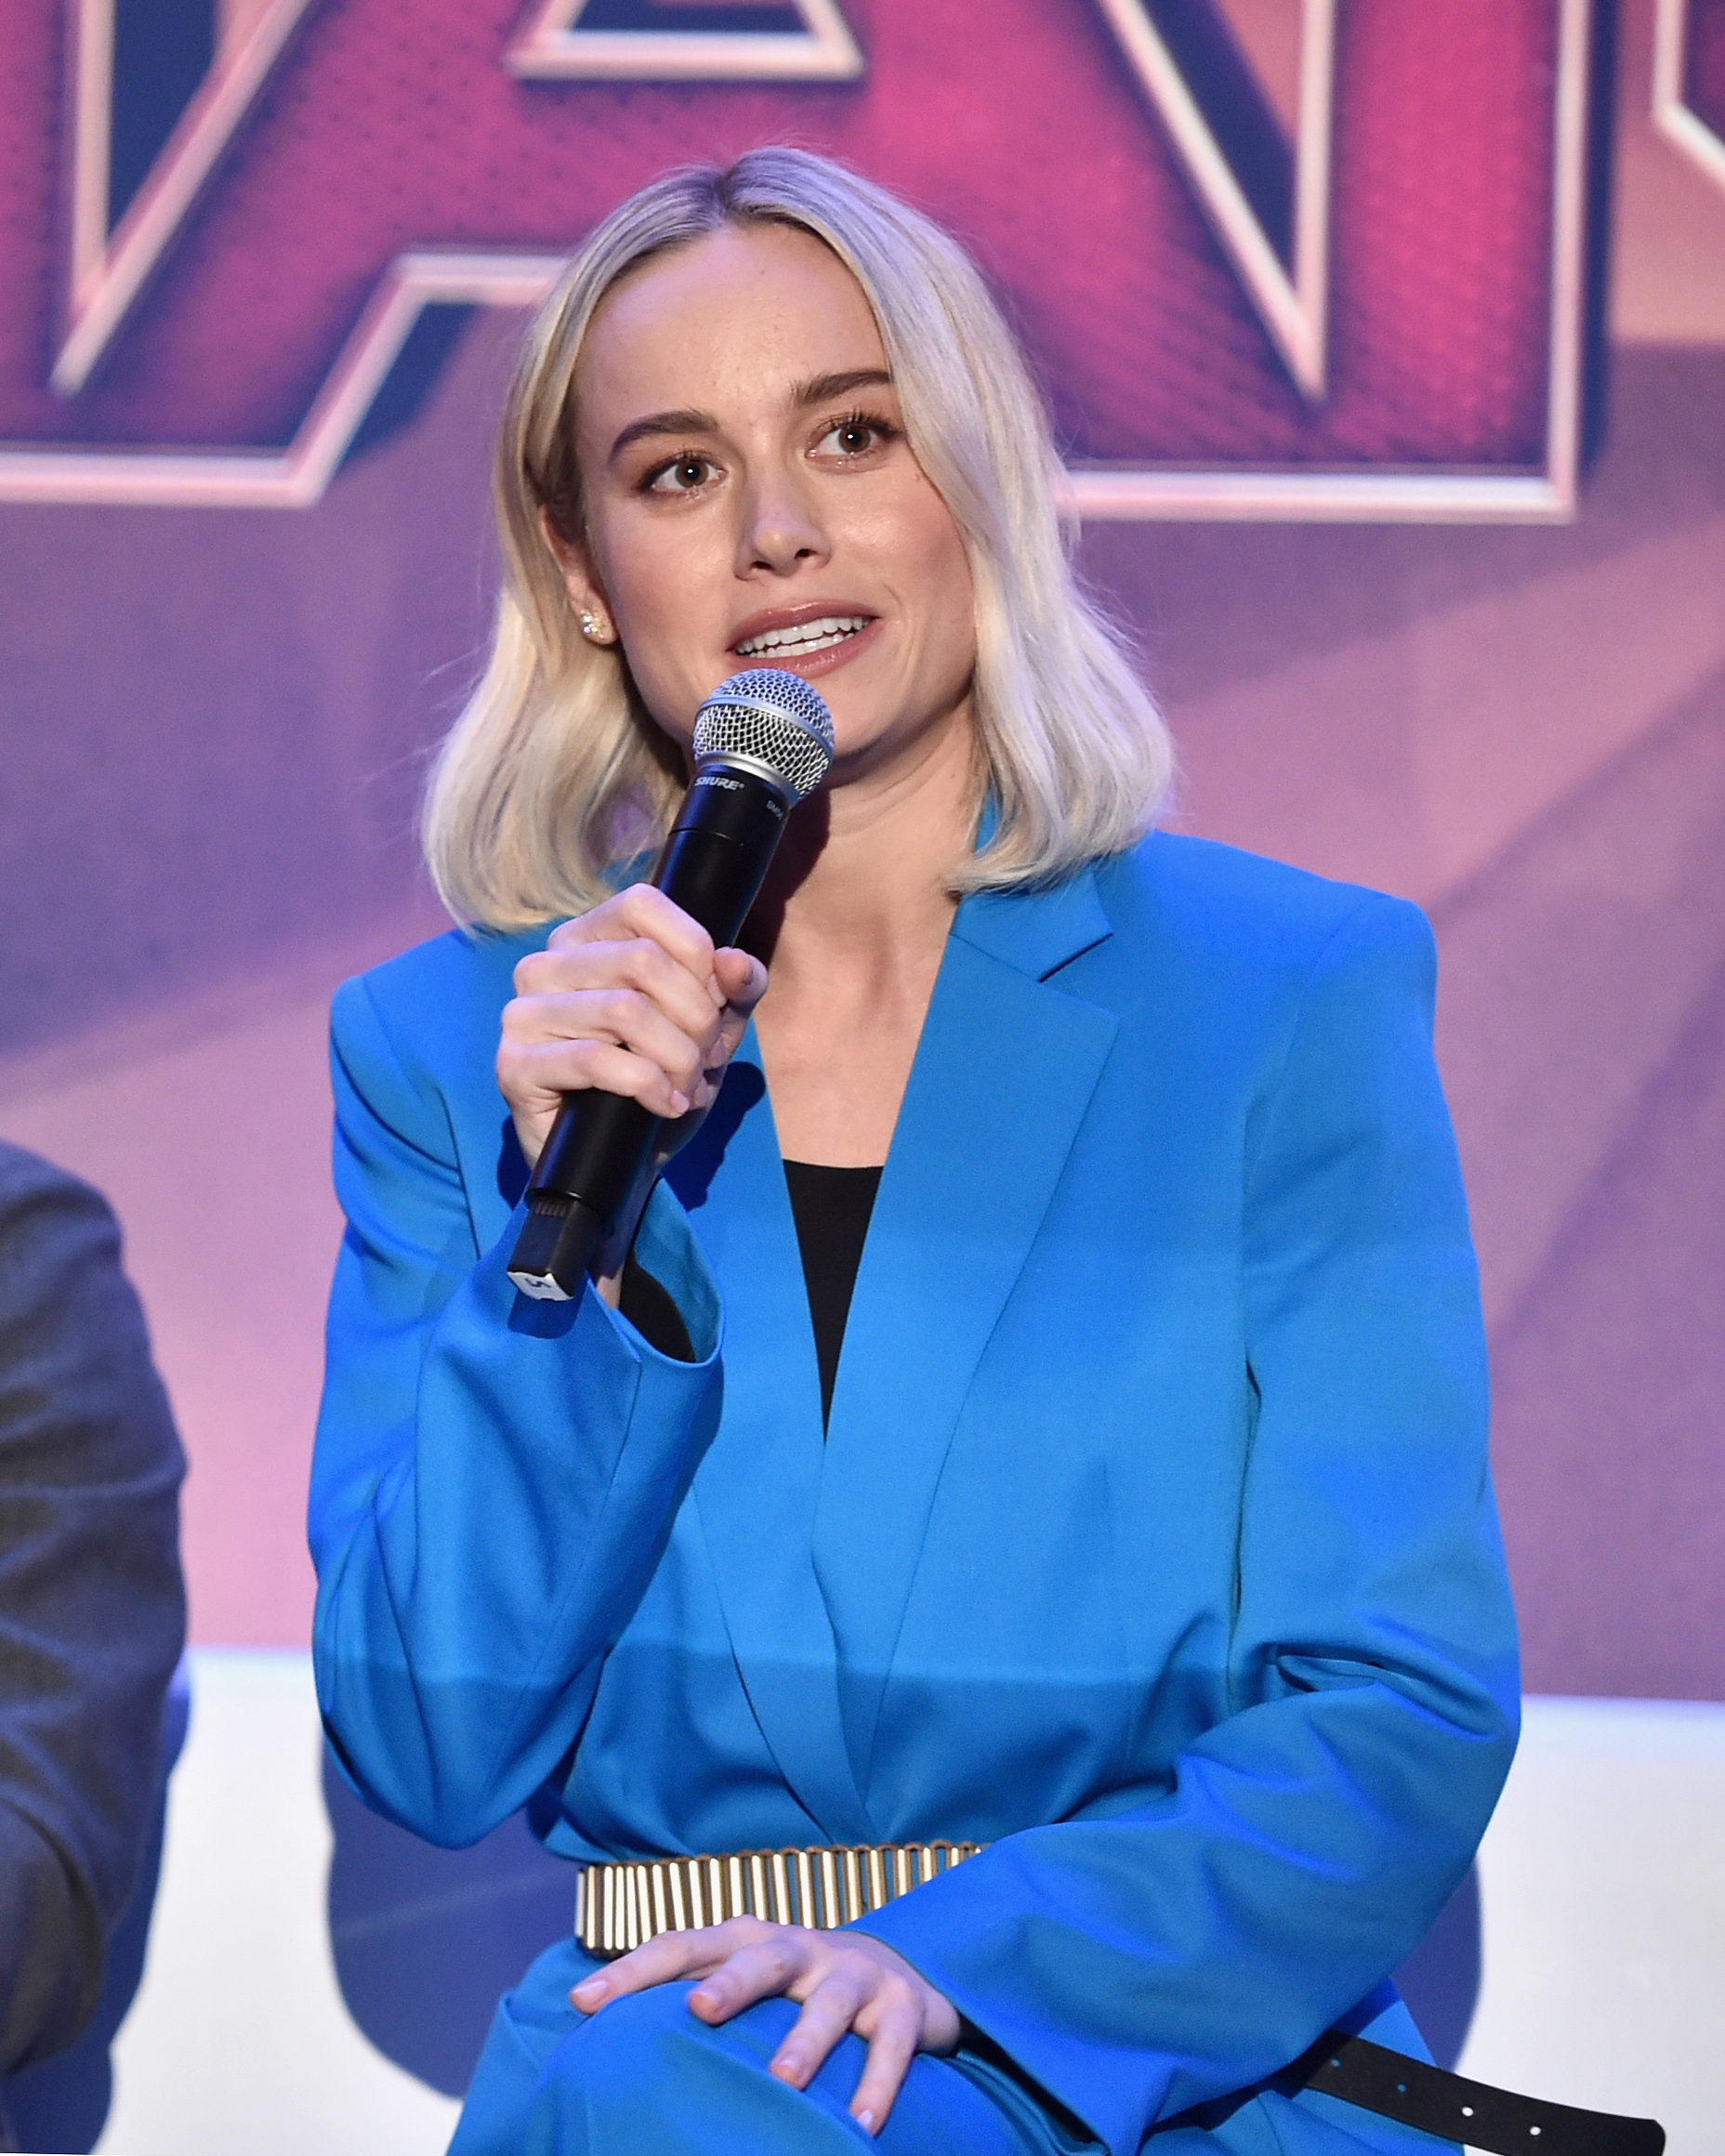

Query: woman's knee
464 1974 1059 2155
540 1983 849 2148
566 1978 755 2091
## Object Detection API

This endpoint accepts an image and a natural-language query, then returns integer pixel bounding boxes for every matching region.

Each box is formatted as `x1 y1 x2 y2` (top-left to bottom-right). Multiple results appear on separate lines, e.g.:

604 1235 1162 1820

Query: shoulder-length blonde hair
423 147 1172 928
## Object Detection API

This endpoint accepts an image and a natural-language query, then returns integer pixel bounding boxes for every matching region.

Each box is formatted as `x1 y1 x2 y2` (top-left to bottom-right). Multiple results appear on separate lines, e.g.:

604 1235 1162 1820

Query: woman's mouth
734 614 871 660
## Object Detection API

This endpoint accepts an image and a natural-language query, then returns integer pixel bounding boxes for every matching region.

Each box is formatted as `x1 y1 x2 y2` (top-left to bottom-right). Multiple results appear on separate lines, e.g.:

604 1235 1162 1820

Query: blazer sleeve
854 895 1521 2156
0 1148 186 2078
309 970 724 1847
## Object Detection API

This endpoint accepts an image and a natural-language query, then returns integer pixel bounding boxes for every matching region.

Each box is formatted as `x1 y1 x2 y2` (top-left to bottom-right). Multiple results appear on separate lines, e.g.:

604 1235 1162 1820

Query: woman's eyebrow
789 367 894 408
608 408 718 462
607 370 895 463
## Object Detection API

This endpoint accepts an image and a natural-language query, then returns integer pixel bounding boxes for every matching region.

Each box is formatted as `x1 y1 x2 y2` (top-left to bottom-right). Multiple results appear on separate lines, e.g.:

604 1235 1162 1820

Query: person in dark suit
0 1142 186 2151
311 151 1518 2154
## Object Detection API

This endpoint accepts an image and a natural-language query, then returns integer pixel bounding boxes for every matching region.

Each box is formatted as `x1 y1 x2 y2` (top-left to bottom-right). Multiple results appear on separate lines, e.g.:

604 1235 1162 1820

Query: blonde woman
309 149 1517 2156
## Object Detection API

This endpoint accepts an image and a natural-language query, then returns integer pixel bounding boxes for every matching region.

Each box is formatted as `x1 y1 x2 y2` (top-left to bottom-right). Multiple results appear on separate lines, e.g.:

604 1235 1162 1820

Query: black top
781 1161 883 1426
618 1160 884 1430
615 1251 691 1365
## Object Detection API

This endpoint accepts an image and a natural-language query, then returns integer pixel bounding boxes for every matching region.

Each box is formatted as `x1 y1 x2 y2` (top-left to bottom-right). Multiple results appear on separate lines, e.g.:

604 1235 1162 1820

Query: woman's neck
744 701 975 1166
756 698 973 969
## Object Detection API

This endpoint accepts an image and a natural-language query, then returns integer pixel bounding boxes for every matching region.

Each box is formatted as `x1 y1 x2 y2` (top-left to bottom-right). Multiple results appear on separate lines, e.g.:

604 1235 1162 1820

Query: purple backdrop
0 0 1721 1697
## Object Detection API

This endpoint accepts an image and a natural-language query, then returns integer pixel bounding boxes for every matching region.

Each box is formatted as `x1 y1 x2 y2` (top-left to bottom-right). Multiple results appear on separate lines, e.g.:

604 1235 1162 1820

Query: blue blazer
309 832 1518 2156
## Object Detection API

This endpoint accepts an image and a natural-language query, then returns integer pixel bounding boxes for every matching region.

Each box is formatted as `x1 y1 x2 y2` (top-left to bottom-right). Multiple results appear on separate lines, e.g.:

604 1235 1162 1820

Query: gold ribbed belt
576 1841 986 1960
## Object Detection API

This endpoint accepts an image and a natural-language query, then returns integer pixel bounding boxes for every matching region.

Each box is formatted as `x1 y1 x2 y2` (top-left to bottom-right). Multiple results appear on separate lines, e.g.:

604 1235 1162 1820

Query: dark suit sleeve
0 1146 186 2077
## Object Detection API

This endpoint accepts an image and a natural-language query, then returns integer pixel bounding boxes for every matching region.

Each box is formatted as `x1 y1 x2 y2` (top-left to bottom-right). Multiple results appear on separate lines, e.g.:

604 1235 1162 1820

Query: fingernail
709 977 726 1006
668 1089 690 1116
857 2110 876 2133
572 1977 605 2007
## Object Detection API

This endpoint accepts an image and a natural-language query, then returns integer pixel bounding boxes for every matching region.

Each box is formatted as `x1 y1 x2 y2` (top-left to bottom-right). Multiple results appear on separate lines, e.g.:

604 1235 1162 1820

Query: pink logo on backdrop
1654 0 1725 191
0 0 1594 519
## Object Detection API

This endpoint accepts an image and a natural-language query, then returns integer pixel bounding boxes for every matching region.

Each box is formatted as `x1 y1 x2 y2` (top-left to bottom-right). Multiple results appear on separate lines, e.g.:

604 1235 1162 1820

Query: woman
309 149 1518 2156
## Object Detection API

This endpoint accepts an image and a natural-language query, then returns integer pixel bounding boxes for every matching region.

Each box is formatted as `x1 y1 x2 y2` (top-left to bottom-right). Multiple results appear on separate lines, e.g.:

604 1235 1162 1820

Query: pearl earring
579 610 602 641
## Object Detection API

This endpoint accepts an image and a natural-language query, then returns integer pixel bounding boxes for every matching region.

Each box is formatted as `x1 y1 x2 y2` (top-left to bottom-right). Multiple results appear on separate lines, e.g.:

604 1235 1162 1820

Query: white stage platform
86 1651 1724 2156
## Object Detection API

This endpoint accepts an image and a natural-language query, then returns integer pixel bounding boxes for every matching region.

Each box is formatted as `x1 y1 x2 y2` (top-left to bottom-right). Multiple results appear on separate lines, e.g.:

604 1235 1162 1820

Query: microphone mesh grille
692 668 836 799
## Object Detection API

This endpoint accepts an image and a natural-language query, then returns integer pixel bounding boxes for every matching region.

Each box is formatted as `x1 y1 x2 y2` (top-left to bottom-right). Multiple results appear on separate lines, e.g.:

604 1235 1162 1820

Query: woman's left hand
569 1916 961 2135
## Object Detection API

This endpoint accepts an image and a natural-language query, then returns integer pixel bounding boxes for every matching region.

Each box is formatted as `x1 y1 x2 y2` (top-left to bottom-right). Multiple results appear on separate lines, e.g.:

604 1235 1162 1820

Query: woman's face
558 221 978 783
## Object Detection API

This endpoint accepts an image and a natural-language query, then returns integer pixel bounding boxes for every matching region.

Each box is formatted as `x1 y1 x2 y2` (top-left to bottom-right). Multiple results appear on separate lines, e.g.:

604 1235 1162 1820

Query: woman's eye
818 417 889 459
646 455 715 494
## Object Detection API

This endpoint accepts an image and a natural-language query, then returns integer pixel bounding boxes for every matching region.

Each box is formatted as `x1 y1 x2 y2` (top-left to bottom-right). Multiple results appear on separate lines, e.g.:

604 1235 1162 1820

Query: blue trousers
448 1939 1444 2156
449 1936 1103 2155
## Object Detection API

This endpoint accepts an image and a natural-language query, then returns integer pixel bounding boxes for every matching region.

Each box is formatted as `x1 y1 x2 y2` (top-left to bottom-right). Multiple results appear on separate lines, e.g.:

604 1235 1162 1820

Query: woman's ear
539 507 617 646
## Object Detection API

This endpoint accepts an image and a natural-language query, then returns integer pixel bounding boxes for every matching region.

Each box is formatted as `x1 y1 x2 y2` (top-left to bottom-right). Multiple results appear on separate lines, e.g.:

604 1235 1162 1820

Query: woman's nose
735 473 829 576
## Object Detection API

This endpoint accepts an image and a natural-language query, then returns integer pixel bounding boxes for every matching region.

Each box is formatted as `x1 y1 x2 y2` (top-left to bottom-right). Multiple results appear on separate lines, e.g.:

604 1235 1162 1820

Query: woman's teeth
735 615 869 658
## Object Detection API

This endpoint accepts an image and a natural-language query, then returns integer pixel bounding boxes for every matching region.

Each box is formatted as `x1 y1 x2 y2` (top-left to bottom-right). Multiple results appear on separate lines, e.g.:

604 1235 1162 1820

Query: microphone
507 667 835 1302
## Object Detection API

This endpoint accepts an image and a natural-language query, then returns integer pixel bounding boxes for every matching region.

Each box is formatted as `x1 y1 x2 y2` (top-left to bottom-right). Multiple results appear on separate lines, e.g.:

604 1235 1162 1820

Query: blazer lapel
667 1035 877 1845
811 870 1118 1813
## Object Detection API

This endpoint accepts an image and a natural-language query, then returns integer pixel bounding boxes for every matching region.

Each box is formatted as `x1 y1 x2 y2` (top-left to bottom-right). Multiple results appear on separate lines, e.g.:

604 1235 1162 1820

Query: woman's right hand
498 884 769 1174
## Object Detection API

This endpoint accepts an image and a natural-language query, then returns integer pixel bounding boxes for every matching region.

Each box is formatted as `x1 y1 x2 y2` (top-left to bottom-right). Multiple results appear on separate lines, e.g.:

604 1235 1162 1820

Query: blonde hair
423 147 1172 927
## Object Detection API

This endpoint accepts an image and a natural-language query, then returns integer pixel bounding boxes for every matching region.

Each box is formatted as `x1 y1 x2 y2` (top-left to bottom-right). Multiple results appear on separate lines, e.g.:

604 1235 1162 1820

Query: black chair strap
1291 2032 1665 2156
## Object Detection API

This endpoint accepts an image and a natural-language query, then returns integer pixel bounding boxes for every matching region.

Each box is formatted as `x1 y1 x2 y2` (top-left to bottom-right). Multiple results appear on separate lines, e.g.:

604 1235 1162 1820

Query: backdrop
2 0 1721 1699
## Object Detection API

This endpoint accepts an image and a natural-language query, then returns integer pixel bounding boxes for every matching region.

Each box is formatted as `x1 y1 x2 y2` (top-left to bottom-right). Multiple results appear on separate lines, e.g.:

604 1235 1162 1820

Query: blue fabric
447 1942 1452 2155
446 1940 1456 2155
309 832 1518 2156
448 1936 1100 2153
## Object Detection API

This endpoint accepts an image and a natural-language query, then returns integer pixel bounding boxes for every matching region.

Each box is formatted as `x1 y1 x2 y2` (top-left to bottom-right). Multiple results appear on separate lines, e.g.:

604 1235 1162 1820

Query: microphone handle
507 769 790 1301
